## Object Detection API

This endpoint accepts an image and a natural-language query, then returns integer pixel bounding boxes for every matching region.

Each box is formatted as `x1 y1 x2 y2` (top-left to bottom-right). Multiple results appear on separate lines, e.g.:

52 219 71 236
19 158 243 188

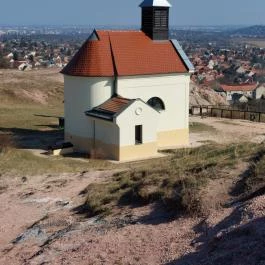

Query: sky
0 0 265 26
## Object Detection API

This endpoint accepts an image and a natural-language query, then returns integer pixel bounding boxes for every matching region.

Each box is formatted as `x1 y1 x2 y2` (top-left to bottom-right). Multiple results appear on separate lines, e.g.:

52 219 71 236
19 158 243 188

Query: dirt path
0 170 115 264
190 116 265 146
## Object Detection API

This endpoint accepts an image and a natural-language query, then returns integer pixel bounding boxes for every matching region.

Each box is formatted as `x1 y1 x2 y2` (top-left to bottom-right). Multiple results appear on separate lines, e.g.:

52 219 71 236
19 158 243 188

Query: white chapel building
61 0 194 161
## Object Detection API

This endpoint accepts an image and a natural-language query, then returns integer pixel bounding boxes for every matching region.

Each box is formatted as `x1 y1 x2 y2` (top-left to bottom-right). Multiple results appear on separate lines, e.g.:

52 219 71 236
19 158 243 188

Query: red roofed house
220 83 258 103
61 0 194 161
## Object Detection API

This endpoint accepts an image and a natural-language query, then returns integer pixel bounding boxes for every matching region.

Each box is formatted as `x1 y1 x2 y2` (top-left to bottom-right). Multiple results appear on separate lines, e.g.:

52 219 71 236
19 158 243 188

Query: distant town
1 24 265 104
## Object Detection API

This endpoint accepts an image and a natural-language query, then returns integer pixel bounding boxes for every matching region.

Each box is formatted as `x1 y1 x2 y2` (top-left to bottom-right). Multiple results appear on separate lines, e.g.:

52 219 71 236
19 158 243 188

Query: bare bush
83 142 264 217
0 134 15 153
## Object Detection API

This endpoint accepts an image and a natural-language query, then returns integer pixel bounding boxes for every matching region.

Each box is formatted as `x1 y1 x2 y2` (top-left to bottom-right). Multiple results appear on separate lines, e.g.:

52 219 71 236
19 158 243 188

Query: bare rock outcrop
190 81 227 106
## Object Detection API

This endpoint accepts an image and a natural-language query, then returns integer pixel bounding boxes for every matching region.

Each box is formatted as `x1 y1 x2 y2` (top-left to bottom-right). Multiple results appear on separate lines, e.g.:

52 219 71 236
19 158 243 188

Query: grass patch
83 142 263 217
216 120 240 126
0 104 63 130
189 122 216 133
0 69 63 106
0 70 116 176
241 150 265 195
230 149 265 203
252 155 265 190
0 148 113 176
0 134 15 153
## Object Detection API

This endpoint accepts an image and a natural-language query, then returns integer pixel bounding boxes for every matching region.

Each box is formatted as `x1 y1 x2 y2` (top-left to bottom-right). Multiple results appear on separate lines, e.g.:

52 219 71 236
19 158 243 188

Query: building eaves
171 39 195 73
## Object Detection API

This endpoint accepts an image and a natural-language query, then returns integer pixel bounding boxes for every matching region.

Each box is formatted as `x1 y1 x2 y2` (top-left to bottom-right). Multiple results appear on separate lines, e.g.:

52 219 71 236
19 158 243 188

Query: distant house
255 84 265 99
236 66 246 74
7 52 13 59
232 93 249 103
18 62 32 71
220 83 258 103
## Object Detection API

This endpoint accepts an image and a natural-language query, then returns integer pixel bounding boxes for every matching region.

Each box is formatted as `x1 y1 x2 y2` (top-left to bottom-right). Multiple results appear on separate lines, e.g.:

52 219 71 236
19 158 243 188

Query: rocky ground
190 116 265 146
189 82 227 106
0 116 265 265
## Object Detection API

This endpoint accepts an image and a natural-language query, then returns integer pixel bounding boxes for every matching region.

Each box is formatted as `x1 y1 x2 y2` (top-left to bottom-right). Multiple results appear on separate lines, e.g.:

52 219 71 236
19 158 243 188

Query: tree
13 51 18 61
28 54 34 62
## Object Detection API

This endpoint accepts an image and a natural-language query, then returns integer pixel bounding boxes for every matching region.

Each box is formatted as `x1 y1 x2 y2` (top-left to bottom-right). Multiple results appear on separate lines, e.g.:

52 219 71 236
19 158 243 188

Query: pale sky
0 0 264 26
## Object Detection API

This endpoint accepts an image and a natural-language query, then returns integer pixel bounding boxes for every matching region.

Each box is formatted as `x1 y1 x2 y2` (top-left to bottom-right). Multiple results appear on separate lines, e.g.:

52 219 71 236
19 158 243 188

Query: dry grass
83 142 264 217
0 104 63 130
242 39 265 48
0 69 115 175
0 134 15 153
0 69 64 130
189 122 216 133
0 148 113 176
239 150 265 197
0 69 63 105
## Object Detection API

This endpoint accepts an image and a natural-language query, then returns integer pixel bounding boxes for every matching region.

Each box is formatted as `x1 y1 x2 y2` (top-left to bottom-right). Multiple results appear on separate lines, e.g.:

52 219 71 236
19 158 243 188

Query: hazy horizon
0 0 265 27
0 24 262 28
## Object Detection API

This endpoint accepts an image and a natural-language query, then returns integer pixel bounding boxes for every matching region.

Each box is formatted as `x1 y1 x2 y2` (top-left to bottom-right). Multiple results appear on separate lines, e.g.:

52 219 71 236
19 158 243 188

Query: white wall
88 118 119 145
115 100 159 146
228 90 254 102
116 74 190 132
64 75 114 138
255 86 265 99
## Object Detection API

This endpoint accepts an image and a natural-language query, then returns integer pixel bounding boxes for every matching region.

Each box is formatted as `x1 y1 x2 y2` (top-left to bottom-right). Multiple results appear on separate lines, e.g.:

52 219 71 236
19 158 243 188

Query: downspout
108 32 120 159
93 120 96 150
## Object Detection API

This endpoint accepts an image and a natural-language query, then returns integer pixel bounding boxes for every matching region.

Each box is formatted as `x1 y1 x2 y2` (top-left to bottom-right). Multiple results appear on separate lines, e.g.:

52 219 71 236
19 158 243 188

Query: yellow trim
65 133 158 161
157 129 189 148
65 133 119 160
65 129 189 161
119 142 157 161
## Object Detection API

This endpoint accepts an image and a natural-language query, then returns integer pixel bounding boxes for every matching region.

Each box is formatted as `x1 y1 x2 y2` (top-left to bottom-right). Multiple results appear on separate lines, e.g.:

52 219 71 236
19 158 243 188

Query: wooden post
230 110 233 119
200 106 202 117
244 111 246 120
259 112 261 122
221 109 223 118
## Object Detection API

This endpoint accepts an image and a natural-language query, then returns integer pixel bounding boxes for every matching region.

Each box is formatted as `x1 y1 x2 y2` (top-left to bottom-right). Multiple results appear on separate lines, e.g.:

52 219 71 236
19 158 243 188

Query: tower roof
139 0 171 7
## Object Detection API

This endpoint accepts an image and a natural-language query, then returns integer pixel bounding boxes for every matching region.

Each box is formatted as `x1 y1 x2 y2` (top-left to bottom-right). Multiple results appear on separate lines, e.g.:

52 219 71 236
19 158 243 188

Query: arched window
147 97 165 111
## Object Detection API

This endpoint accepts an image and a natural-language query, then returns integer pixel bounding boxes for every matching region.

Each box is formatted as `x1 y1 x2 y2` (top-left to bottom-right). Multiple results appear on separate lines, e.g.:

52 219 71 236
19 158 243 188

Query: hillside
1 115 265 264
0 69 63 105
230 25 265 37
0 70 264 265
190 82 227 106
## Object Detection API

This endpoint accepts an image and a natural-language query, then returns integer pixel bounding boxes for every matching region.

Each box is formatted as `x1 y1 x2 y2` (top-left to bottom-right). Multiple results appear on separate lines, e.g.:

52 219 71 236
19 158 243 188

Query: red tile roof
61 30 188 77
221 84 257 92
85 96 132 121
61 31 114 77
97 96 131 114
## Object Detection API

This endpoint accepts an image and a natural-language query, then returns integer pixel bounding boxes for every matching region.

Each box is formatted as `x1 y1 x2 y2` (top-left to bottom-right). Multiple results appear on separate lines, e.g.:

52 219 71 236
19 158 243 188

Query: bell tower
140 0 171 40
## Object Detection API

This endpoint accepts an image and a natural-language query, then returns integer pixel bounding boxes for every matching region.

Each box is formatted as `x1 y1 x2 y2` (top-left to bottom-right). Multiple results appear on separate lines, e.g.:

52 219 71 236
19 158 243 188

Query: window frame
135 125 143 145
147 97 165 112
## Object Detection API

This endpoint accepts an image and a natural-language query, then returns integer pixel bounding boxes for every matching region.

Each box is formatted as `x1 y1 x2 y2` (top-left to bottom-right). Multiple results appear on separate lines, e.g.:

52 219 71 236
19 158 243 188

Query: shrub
82 143 264 217
0 134 15 153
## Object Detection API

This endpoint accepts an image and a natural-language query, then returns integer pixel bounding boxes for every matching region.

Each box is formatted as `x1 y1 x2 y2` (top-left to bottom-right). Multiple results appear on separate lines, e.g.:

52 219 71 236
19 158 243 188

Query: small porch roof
85 96 134 121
